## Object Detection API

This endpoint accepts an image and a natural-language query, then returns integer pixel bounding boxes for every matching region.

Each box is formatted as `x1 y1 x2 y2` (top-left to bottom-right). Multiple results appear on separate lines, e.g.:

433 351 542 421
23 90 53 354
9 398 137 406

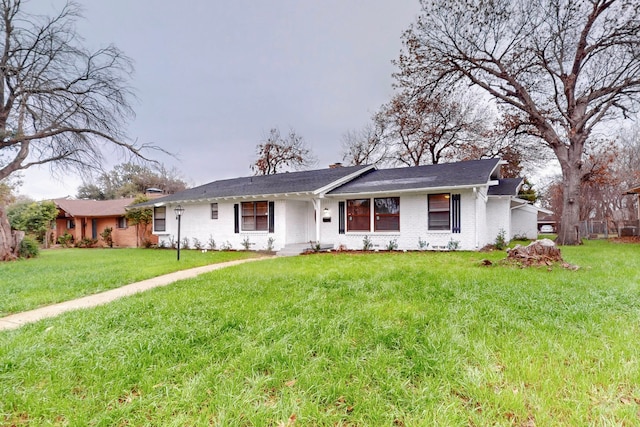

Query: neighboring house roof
54 198 136 217
327 158 502 196
488 178 523 196
135 165 374 206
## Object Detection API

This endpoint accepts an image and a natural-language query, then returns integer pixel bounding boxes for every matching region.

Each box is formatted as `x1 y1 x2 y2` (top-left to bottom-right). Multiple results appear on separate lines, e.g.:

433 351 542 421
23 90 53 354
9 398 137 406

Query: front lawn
0 248 259 316
1 241 639 425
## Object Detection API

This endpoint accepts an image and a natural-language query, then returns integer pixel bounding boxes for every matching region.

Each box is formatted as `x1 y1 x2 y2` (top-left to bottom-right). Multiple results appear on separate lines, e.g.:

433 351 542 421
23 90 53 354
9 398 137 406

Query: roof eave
148 191 318 206
326 183 485 198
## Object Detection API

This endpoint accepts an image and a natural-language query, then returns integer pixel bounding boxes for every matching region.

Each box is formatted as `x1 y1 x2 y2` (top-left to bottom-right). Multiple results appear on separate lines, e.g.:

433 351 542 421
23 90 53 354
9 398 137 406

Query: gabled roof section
54 198 136 217
488 178 523 196
327 158 502 195
135 165 373 206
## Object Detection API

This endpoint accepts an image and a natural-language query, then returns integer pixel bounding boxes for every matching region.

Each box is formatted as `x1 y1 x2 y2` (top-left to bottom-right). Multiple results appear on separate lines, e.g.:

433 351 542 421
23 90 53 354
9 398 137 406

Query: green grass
0 248 259 316
1 241 640 425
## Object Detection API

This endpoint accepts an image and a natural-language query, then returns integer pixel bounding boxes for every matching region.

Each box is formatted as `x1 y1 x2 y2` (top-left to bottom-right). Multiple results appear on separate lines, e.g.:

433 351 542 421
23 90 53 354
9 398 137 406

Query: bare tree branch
394 0 640 244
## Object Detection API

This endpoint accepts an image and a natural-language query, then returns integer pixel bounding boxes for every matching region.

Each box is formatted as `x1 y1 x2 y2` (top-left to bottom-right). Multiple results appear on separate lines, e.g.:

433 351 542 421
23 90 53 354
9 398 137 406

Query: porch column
313 198 322 244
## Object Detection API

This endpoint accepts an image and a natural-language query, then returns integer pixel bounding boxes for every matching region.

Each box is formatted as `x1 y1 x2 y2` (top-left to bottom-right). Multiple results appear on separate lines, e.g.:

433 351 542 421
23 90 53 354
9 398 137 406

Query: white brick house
134 158 539 253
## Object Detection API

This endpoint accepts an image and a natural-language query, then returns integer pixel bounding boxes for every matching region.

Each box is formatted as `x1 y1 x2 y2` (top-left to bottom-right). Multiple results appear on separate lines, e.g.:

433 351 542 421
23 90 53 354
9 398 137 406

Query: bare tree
0 1 157 259
251 128 317 175
340 122 388 166
342 88 493 168
77 162 187 200
395 0 640 244
378 88 489 166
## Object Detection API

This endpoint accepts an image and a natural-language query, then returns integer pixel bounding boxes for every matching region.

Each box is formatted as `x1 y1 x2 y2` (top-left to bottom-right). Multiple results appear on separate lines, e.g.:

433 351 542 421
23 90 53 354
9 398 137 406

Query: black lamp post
174 204 185 260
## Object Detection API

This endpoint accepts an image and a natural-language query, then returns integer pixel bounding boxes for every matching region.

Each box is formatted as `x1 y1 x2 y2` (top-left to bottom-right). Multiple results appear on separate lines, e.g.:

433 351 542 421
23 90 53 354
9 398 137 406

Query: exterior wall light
322 208 331 222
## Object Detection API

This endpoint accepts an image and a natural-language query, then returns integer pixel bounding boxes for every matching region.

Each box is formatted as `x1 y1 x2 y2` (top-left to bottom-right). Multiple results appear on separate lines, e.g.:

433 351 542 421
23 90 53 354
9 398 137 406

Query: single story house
135 158 541 253
53 198 158 247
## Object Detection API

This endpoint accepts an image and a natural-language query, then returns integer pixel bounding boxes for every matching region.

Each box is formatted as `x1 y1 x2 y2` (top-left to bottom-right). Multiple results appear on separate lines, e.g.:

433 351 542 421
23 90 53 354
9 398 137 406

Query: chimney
329 162 343 169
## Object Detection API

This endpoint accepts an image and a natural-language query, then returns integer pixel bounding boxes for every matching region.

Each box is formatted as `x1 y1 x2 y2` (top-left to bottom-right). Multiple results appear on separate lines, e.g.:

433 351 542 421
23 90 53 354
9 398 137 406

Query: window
374 197 400 231
241 201 268 231
347 199 370 231
117 217 127 229
211 203 218 220
428 194 450 230
67 219 75 229
154 206 166 232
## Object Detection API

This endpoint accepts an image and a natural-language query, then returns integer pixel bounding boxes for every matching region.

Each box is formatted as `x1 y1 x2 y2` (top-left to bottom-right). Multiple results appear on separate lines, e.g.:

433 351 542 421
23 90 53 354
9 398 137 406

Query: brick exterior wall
153 187 512 252
55 216 157 247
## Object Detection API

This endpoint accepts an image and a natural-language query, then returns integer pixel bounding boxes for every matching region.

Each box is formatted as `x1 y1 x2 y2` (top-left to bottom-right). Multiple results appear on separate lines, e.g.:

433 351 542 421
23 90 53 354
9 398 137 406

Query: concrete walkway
0 257 272 332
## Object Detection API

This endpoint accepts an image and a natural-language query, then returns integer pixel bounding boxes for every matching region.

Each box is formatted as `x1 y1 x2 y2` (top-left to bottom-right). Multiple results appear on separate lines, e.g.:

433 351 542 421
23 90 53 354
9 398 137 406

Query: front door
91 219 98 239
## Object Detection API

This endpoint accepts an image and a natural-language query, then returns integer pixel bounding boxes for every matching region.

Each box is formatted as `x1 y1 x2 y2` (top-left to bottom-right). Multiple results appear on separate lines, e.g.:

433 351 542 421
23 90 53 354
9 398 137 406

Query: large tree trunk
556 155 583 245
0 203 17 260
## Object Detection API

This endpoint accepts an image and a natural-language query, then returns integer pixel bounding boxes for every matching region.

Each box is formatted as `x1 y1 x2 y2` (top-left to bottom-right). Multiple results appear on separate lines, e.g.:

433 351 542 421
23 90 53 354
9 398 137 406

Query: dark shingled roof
135 165 372 205
488 178 523 196
328 158 502 195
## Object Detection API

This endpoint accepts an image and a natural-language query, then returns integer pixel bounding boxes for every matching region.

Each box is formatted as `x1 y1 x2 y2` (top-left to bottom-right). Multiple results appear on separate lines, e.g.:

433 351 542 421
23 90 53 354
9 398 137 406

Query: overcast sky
19 0 422 199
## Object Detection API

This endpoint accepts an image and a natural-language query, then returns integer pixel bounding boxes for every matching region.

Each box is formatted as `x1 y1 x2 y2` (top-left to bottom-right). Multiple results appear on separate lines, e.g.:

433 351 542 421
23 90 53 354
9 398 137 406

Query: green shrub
495 228 507 250
100 227 113 248
447 238 460 251
180 237 190 250
241 236 252 251
362 235 373 251
18 236 40 258
192 237 203 250
207 235 217 250
76 238 98 248
57 233 74 247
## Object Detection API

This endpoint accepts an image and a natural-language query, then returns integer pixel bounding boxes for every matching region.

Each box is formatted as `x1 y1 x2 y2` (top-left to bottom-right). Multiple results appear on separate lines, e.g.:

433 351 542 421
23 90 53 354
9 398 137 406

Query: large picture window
374 197 400 231
154 206 166 232
242 201 268 231
428 194 450 230
347 199 371 231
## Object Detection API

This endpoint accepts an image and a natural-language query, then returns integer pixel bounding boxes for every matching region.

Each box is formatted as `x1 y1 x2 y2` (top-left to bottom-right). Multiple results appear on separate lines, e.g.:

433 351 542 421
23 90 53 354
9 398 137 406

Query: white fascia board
212 192 314 201
490 159 507 178
313 165 377 196
324 183 481 199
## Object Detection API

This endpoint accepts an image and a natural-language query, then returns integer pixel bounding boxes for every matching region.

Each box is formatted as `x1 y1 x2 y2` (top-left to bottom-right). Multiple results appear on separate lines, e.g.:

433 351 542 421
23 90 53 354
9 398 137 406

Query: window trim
241 201 269 231
374 197 400 232
116 216 127 229
346 199 371 232
154 206 167 232
428 193 450 231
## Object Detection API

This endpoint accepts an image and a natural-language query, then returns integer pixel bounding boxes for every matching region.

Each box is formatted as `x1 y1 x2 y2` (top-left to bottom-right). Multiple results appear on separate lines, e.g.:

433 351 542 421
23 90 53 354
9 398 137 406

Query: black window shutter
234 204 239 233
268 201 275 233
452 194 461 233
338 201 345 234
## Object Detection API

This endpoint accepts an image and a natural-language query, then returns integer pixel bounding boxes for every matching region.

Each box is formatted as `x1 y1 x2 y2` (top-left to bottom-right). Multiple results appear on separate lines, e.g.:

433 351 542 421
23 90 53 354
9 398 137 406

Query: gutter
326 183 486 198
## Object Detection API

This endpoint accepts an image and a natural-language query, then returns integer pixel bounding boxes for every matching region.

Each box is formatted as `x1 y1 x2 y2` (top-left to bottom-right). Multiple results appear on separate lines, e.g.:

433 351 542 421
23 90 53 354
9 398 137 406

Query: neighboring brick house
134 158 545 254
53 198 158 247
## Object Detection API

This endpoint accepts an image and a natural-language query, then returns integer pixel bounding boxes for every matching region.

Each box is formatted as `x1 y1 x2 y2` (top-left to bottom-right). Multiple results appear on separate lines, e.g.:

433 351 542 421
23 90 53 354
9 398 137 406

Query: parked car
540 225 554 233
